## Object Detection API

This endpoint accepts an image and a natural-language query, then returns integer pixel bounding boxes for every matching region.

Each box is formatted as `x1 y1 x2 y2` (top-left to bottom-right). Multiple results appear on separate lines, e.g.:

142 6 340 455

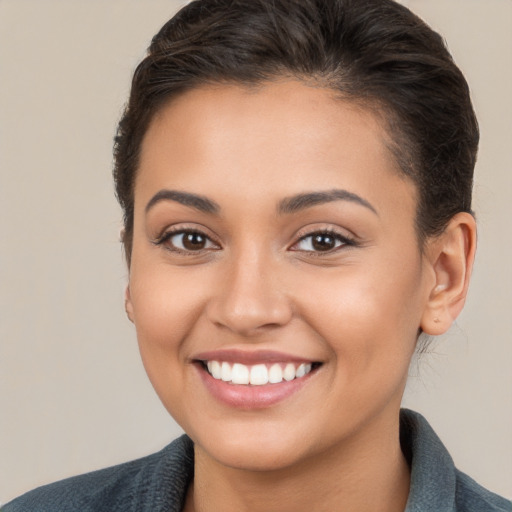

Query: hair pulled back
114 0 478 256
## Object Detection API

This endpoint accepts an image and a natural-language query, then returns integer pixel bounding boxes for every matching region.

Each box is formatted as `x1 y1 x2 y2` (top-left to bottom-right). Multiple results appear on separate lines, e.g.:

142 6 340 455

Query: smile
193 350 322 408
204 360 315 385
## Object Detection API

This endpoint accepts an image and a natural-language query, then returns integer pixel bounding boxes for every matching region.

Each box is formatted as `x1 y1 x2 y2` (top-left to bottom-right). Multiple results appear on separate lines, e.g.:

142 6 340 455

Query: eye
156 229 220 253
291 231 353 253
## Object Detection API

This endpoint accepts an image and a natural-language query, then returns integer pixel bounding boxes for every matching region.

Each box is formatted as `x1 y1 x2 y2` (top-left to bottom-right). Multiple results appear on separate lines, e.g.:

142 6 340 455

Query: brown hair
114 0 478 258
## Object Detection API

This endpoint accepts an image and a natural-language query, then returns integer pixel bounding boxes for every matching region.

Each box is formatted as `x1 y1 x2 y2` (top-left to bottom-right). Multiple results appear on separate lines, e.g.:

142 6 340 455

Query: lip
192 349 315 365
192 349 321 409
195 363 317 409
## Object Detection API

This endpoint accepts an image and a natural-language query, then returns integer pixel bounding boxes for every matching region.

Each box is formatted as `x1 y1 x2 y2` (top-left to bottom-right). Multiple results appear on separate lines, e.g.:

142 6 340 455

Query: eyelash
153 228 357 255
291 230 357 255
153 228 220 255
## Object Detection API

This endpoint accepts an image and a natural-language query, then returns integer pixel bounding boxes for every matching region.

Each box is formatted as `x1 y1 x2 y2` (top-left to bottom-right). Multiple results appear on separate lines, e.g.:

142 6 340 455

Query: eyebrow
145 189 220 215
277 189 378 216
145 188 377 217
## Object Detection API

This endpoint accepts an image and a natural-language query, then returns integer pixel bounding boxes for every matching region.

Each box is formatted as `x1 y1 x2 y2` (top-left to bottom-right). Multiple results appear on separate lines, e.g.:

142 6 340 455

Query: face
126 81 435 472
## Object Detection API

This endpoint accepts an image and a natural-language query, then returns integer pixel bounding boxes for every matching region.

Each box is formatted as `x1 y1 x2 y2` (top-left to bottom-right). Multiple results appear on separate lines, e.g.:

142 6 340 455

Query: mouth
192 350 323 408
198 360 322 386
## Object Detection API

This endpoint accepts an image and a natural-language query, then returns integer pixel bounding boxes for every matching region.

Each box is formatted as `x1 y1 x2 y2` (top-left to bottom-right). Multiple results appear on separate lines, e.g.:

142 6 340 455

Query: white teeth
210 360 222 379
283 363 296 381
268 363 283 384
205 360 315 385
250 364 269 385
221 361 232 381
296 363 307 378
231 363 250 384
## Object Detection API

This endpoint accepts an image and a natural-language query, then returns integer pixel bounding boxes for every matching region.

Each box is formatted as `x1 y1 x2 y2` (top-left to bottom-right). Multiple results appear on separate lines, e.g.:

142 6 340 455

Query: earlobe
420 212 477 335
125 285 135 323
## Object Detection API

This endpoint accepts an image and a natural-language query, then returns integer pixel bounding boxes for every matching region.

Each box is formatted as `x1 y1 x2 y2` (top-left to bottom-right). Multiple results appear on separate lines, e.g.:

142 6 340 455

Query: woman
4 0 511 510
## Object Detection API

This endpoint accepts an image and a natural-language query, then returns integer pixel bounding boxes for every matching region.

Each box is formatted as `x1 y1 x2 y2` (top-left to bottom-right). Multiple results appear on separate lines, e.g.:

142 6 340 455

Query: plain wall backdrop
0 0 511 505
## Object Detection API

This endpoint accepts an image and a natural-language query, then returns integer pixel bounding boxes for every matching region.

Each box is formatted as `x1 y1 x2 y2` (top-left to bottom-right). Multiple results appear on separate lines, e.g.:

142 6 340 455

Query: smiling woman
2 0 511 511
126 83 435 493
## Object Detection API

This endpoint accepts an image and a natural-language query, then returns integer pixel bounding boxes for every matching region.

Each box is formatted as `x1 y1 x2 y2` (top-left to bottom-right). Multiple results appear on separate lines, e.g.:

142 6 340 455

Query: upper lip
192 349 319 365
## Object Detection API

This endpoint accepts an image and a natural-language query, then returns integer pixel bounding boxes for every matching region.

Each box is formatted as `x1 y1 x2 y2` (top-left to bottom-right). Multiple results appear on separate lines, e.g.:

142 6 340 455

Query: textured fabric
3 410 510 511
2 436 194 512
400 410 511 511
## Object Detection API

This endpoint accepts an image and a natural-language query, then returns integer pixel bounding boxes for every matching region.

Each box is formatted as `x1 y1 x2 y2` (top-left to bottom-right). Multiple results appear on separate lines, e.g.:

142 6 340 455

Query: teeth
296 363 310 378
268 363 283 384
250 364 268 385
209 360 222 379
231 363 249 384
283 363 296 381
221 361 232 382
204 360 315 385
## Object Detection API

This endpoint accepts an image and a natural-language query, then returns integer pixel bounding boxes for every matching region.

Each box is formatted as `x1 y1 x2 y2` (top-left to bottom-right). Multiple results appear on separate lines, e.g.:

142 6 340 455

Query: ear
420 212 477 335
124 285 134 323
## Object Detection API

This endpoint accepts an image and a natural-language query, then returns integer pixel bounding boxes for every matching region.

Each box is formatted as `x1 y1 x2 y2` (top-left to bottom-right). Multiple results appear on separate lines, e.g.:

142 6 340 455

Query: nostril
206 295 293 335
203 257 294 334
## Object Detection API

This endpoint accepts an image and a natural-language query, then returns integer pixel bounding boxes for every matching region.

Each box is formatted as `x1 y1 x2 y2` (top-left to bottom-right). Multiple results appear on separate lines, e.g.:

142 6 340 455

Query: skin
125 81 476 512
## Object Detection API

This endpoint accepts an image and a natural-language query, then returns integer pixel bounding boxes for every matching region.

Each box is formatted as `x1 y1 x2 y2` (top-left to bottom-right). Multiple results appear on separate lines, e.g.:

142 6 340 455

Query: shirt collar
401 409 456 512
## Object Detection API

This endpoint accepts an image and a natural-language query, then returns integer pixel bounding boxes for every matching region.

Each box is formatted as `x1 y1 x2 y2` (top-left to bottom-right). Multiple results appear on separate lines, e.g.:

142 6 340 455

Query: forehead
136 80 416 217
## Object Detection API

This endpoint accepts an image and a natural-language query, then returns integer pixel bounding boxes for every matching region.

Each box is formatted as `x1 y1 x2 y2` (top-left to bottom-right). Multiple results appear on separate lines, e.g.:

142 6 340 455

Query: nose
206 248 293 337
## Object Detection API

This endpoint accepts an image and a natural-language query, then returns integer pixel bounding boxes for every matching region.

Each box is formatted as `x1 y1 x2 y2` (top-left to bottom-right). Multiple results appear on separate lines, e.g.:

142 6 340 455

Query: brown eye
182 232 207 250
292 231 353 253
311 234 337 251
162 230 219 252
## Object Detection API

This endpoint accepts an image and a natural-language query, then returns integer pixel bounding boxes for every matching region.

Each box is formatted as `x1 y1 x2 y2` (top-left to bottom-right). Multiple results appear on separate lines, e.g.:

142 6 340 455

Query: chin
188 419 316 472
200 438 306 472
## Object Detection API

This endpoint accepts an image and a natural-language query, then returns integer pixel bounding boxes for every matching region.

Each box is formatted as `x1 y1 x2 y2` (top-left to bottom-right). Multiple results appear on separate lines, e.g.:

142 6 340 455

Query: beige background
0 0 510 505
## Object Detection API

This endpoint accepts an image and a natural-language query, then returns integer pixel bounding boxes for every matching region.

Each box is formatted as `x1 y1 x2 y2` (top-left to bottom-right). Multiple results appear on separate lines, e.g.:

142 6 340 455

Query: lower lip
196 365 315 409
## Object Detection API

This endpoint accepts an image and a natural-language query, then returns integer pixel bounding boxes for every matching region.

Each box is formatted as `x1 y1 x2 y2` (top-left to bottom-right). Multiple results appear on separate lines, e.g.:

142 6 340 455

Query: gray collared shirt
400 409 510 511
3 409 511 511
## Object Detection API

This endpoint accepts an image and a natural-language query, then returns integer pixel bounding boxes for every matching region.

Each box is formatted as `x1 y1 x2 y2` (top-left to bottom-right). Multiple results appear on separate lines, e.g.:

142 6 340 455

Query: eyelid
152 224 222 253
151 224 357 255
289 227 358 253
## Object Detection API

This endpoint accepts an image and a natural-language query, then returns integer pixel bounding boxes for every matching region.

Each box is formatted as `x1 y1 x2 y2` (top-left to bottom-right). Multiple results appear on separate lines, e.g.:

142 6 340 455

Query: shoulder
401 409 511 512
2 435 194 512
454 470 511 512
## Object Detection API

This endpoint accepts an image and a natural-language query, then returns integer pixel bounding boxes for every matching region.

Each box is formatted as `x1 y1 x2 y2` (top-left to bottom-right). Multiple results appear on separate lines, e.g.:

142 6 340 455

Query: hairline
123 75 434 261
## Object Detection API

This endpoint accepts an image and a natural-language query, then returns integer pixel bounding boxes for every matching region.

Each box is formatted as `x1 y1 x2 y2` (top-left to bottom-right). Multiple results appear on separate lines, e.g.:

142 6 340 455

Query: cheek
127 263 211 396
127 268 213 430
294 257 423 369
130 261 207 340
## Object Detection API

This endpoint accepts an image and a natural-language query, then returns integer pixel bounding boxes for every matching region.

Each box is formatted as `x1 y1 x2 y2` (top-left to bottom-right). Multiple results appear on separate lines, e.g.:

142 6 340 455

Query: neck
184 410 410 512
